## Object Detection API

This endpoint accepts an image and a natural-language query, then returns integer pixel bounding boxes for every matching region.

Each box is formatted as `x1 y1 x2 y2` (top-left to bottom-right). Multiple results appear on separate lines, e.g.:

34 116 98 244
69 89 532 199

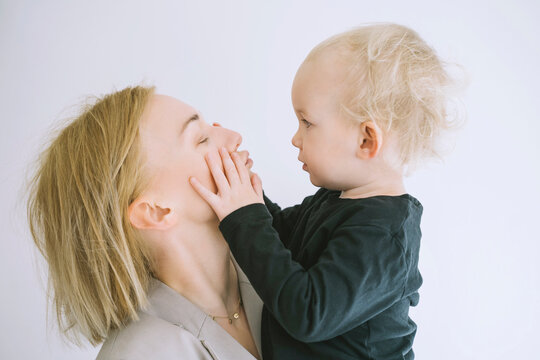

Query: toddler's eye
301 119 312 128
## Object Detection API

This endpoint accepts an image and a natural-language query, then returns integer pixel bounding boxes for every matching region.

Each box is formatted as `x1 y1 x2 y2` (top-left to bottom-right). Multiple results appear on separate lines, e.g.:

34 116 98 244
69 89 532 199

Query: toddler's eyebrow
295 109 308 119
180 114 199 135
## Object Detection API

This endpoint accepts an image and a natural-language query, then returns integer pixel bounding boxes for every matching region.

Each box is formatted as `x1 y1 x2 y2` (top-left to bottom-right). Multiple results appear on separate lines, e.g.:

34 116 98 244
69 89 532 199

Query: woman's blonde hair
307 23 459 169
27 85 155 345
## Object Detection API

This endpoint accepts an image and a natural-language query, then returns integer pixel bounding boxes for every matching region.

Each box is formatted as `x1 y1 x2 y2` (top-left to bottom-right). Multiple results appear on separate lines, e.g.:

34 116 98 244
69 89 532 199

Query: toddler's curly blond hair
307 23 459 170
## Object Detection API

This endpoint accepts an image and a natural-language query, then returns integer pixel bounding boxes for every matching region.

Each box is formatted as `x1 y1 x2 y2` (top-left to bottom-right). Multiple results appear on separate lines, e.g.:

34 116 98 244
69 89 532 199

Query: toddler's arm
262 193 314 247
219 204 409 342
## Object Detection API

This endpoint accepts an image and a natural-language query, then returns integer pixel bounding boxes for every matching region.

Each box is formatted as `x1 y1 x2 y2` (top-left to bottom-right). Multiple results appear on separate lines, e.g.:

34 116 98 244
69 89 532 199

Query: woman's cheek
192 160 218 194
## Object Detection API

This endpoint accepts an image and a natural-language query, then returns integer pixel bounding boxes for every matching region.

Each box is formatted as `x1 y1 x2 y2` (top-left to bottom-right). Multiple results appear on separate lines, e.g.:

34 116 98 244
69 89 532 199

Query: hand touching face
190 147 263 221
136 94 249 224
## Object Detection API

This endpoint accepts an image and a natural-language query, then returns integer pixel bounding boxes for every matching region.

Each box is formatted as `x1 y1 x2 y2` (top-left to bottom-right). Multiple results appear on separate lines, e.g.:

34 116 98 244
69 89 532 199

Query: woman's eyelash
301 119 312 128
198 137 209 144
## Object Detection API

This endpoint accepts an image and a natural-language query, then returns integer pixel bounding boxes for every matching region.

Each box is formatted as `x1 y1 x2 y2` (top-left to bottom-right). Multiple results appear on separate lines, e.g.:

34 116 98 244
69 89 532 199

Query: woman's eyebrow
180 113 199 135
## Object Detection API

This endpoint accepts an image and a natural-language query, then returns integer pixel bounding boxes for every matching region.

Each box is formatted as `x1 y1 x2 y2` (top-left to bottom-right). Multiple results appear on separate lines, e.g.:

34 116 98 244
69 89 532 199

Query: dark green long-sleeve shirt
219 188 423 360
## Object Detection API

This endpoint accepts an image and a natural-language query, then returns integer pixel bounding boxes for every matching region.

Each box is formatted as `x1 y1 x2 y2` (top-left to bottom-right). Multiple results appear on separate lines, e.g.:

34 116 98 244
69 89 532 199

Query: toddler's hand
236 149 254 173
190 147 263 221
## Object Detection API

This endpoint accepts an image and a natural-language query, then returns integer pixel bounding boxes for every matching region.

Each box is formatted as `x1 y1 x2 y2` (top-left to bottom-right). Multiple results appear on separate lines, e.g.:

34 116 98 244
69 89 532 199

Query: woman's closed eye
198 136 209 145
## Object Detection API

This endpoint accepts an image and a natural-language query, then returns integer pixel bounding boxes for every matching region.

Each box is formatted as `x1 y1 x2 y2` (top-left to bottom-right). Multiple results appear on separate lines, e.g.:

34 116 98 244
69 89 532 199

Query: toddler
191 23 455 360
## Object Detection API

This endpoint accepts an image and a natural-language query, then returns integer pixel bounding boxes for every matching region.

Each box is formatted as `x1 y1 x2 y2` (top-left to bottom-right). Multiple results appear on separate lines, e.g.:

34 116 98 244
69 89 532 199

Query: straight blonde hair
27 86 155 345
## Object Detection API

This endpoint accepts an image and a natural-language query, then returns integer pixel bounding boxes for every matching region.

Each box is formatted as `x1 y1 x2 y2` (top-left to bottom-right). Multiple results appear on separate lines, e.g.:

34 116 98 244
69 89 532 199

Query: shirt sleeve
262 193 308 247
219 203 408 343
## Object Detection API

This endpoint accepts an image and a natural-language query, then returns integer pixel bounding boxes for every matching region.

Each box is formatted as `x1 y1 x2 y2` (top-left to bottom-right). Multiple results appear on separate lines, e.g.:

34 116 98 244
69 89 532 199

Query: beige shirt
97 263 263 360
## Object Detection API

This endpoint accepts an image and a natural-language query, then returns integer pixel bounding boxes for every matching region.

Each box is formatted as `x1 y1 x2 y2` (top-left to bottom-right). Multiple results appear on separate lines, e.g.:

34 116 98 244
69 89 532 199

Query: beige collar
143 258 263 359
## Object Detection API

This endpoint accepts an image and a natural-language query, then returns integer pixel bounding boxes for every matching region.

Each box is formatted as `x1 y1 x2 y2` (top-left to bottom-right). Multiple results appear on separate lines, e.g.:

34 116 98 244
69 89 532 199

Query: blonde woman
27 86 262 359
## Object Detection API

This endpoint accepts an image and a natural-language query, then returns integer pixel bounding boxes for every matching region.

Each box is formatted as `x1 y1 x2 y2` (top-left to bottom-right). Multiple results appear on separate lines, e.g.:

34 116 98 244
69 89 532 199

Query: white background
1 1 539 359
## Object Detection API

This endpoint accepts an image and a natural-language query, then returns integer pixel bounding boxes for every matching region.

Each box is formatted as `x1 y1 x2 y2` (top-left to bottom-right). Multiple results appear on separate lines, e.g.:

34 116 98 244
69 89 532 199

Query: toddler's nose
291 129 301 149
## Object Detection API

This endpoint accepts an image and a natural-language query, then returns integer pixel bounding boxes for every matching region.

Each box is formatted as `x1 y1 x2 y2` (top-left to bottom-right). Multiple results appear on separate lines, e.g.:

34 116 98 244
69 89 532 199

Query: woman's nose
212 123 242 152
229 130 242 152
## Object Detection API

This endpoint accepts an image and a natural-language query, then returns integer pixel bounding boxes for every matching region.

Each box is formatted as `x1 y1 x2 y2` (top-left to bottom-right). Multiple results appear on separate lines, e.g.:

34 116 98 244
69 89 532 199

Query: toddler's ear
356 121 383 159
128 198 178 230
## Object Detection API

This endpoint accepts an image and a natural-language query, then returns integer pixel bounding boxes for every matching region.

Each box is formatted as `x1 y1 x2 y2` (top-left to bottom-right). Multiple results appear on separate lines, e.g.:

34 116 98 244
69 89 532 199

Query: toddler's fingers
206 149 230 191
236 150 254 170
250 173 263 198
231 152 250 184
189 177 218 207
219 147 240 186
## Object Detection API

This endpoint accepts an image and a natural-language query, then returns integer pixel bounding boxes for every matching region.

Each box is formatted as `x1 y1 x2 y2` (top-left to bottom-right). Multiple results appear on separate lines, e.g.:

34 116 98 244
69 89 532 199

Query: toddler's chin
308 174 323 188
308 174 345 191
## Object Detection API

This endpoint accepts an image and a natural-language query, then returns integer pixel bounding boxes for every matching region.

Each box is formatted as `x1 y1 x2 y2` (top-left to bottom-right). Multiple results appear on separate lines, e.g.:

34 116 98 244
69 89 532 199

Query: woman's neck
151 221 240 318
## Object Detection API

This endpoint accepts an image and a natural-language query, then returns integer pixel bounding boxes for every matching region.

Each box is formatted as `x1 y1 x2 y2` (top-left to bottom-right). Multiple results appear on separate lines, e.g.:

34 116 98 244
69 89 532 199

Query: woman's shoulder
96 312 212 360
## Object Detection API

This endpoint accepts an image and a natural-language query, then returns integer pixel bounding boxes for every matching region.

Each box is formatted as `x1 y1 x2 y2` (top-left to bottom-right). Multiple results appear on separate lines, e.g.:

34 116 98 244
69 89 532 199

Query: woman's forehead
140 94 198 132
146 94 196 119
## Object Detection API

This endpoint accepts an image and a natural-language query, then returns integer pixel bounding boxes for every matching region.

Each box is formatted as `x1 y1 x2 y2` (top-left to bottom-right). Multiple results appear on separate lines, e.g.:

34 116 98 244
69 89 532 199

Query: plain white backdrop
1 0 539 359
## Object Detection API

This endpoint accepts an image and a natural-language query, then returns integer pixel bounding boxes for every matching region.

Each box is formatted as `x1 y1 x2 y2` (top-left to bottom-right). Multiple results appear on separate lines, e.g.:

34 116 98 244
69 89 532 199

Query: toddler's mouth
298 157 308 171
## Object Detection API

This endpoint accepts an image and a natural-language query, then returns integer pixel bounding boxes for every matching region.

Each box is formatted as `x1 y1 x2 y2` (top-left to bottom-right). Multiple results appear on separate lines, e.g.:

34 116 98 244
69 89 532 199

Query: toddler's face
291 50 362 190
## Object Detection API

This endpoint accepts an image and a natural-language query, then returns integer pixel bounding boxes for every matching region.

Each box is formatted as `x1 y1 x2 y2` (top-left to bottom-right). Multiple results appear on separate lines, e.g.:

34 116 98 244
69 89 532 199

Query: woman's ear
356 121 383 159
128 198 178 230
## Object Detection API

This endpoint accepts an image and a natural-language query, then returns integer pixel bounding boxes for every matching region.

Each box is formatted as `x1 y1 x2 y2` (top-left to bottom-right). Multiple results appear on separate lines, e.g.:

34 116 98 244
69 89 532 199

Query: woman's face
138 94 245 223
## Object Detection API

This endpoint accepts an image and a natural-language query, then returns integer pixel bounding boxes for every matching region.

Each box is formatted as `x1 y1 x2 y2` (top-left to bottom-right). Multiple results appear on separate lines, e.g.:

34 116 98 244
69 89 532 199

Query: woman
27 86 262 359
